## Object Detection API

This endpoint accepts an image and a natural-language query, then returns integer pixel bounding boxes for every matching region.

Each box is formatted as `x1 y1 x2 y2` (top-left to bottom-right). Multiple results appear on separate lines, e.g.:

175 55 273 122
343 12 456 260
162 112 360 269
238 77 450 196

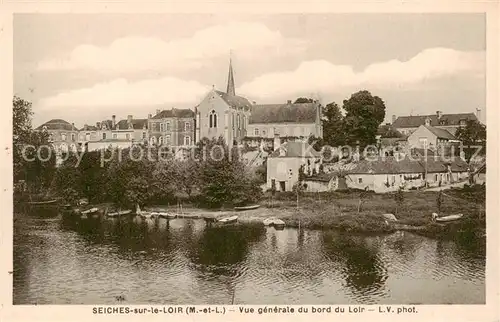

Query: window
184 135 191 146
160 123 165 132
86 133 90 141
142 132 146 139
165 134 171 145
152 123 157 131
232 114 235 129
237 114 241 129
126 133 130 140
166 121 171 131
435 174 438 181
158 136 163 145
61 133 67 141
150 136 156 145
185 121 190 131
71 133 76 141
209 110 217 128
358 178 363 184
459 120 466 127
254 128 259 136
262 130 267 137
102 133 106 140
113 133 117 139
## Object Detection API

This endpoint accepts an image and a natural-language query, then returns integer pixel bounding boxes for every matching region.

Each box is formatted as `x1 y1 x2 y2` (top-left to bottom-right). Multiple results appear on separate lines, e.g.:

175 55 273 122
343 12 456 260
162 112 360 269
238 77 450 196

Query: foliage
322 101 345 146
455 120 487 162
13 96 57 193
436 190 443 212
293 97 315 104
342 90 386 148
255 159 267 184
378 124 404 138
394 187 405 215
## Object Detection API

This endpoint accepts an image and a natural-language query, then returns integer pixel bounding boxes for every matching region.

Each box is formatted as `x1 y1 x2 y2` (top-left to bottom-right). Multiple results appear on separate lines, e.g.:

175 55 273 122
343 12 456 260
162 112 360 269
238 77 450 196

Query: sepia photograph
11 13 487 306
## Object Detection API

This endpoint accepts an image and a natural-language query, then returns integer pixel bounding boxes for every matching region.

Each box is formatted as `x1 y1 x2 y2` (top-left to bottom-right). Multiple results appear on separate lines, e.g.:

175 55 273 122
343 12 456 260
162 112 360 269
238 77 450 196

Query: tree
172 158 200 198
455 120 486 162
378 124 404 138
13 96 56 193
342 90 386 148
322 101 345 146
294 97 314 104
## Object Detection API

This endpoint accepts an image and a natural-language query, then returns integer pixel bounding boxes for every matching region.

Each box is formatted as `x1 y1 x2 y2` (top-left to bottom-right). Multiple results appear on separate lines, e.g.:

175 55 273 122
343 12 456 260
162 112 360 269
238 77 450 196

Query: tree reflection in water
322 232 388 298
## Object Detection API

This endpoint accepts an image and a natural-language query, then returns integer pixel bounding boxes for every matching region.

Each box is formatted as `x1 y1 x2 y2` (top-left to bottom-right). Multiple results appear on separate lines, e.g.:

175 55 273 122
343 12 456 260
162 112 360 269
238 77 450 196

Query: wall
87 140 133 151
407 126 438 149
247 123 318 139
197 90 230 144
345 173 425 193
267 157 308 192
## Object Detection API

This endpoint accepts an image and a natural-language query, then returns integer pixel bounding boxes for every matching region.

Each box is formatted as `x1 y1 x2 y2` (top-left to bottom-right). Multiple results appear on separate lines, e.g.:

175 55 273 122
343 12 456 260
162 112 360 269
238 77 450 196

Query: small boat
136 204 154 219
433 213 464 223
159 212 176 219
107 210 132 218
263 217 286 229
234 205 260 211
217 215 238 224
81 207 99 215
26 199 58 206
272 219 286 229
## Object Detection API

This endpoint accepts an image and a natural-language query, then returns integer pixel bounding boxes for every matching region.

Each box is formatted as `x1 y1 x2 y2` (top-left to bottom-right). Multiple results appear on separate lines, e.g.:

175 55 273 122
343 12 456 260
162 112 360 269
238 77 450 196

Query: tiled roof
269 141 321 158
152 108 195 119
249 103 318 124
36 119 78 131
116 119 148 130
392 113 478 128
305 173 336 182
348 156 424 174
424 125 456 140
215 90 253 110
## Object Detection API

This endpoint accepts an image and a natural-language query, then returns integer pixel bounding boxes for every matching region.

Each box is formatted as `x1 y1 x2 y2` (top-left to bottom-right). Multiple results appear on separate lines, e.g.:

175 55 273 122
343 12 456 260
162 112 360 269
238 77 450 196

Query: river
13 211 485 305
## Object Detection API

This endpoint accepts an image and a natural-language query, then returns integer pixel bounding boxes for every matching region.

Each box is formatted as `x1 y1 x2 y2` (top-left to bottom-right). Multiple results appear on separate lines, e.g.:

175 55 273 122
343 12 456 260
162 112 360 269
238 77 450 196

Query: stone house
392 110 480 136
266 140 321 192
148 108 195 147
407 124 460 151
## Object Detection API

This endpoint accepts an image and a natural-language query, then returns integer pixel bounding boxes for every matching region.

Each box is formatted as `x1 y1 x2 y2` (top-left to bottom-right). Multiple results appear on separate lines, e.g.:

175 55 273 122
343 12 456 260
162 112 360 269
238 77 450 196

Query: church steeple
226 54 236 96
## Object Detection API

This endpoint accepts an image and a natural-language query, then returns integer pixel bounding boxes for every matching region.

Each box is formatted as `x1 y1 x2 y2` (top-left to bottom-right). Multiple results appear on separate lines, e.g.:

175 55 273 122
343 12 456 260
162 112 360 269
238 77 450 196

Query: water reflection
322 232 388 301
14 212 486 304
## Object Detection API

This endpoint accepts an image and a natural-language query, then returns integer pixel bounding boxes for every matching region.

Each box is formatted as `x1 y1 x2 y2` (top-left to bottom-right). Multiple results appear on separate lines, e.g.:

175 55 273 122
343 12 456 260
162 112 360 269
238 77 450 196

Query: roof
152 108 195 119
305 173 336 182
347 156 424 174
423 125 456 140
116 119 148 130
36 119 78 131
80 125 98 131
214 90 253 110
393 113 478 128
269 141 321 158
249 102 318 124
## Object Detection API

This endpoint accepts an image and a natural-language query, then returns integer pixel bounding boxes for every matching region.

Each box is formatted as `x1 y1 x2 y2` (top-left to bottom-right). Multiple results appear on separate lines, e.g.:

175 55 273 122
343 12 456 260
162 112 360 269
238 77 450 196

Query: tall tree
342 90 386 148
321 101 345 146
455 119 486 162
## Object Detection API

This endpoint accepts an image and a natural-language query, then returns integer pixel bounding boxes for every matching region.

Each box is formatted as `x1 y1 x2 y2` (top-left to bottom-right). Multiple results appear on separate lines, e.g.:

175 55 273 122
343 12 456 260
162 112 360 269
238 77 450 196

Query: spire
226 52 236 96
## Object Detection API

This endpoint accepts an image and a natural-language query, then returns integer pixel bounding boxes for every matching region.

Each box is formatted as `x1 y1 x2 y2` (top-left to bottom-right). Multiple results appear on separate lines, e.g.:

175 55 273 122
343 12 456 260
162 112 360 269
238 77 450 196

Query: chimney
274 133 281 150
476 108 481 122
112 115 116 128
96 122 101 129
436 111 443 119
287 100 292 105
148 114 152 119
425 117 431 127
71 122 75 129
127 115 133 123
156 109 161 115
392 114 396 124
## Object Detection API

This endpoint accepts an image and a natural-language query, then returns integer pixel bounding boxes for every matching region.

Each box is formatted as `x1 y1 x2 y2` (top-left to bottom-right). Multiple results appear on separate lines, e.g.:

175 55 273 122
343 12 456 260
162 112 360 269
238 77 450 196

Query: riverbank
141 186 485 238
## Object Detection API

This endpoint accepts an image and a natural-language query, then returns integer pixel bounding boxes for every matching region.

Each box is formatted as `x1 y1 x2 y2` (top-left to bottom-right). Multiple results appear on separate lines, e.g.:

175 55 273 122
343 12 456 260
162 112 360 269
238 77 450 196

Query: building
246 100 322 141
195 59 253 147
148 108 195 147
266 138 322 192
84 115 147 151
392 110 480 136
35 119 79 154
407 124 460 150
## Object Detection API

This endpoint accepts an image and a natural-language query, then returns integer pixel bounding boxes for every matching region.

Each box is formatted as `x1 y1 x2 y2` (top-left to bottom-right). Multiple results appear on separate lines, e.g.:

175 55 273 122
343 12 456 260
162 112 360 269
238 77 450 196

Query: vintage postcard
0 2 498 322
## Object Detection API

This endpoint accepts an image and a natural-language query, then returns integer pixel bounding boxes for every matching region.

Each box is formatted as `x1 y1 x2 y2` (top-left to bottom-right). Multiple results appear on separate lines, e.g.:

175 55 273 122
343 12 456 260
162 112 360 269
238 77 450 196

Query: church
195 59 323 147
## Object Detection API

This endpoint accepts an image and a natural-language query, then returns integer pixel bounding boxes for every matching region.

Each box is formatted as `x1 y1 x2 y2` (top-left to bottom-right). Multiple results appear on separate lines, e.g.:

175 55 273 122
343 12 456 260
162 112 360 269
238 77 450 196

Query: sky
14 13 486 128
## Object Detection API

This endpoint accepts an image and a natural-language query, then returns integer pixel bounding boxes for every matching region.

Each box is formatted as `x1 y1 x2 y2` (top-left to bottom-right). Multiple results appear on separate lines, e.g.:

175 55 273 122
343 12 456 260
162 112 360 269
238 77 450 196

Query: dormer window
42 126 48 132
424 117 431 126
459 119 466 127
209 110 218 128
